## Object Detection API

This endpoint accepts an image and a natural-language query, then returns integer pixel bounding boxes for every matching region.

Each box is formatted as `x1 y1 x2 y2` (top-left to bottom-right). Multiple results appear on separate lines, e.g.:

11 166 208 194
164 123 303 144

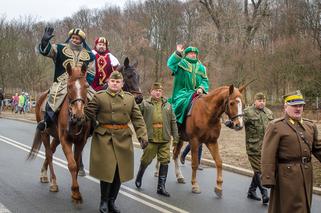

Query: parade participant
36 26 95 131
84 71 148 213
244 92 273 204
261 90 321 213
166 44 209 124
87 37 120 91
135 82 179 197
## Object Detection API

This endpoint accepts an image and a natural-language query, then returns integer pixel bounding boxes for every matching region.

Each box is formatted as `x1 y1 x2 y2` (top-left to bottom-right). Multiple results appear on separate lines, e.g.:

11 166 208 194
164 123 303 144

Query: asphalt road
0 118 321 213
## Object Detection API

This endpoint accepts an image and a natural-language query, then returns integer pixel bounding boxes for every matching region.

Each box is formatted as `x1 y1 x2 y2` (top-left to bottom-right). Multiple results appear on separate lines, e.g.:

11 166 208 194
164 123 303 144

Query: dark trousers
182 143 203 163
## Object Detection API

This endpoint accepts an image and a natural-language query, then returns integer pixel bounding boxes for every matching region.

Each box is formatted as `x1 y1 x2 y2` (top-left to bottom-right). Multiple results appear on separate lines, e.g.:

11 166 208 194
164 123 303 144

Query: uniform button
304 149 307 152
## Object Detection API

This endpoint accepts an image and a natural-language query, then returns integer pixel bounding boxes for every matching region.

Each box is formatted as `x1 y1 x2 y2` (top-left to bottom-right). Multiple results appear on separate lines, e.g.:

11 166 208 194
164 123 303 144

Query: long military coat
85 89 147 183
261 115 321 213
167 52 209 124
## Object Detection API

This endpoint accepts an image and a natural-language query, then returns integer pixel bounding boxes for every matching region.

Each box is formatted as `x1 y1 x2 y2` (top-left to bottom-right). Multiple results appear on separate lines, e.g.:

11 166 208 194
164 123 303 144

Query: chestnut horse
28 63 90 203
172 85 245 197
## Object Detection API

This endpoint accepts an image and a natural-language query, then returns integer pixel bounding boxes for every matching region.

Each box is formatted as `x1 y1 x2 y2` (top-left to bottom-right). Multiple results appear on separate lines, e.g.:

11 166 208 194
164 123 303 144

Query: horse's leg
172 139 185 184
61 140 82 203
190 138 201 194
42 137 59 192
206 142 223 198
39 134 50 183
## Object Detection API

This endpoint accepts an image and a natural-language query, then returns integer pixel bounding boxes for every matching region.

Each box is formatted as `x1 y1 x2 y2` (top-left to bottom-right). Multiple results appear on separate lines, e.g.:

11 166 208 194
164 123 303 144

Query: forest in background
0 0 320 105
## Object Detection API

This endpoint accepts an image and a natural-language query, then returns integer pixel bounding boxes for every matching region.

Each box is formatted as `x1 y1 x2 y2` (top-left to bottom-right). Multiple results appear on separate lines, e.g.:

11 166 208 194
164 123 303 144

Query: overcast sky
1 0 137 22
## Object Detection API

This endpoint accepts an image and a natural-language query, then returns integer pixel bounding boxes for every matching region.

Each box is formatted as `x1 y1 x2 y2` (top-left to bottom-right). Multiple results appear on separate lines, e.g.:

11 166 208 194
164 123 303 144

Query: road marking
0 203 11 213
0 135 189 213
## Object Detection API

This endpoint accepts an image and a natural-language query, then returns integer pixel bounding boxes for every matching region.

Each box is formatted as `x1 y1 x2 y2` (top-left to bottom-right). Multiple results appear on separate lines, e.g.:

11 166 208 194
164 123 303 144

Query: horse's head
223 85 245 131
117 57 143 104
66 63 89 125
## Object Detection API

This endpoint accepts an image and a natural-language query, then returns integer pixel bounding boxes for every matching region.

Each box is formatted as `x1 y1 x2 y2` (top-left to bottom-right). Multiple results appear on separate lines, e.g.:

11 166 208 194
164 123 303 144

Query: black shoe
157 164 170 197
255 172 269 205
36 120 47 131
247 191 261 201
135 164 147 188
100 181 111 213
99 200 108 213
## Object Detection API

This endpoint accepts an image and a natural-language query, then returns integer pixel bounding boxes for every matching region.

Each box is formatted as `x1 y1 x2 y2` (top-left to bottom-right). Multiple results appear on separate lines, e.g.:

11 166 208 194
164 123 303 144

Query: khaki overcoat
261 115 321 213
85 89 147 183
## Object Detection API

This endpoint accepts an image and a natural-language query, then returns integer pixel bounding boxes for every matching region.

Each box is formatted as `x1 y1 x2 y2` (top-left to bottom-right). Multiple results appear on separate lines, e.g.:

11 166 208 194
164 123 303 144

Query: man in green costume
166 44 209 124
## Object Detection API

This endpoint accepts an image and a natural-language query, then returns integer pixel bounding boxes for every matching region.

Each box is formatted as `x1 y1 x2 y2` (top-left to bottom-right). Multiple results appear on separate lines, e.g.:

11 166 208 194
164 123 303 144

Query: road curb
2 115 321 195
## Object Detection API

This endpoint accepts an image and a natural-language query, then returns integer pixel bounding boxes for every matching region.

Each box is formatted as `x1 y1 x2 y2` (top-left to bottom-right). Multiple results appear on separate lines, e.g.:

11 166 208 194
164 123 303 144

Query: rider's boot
99 181 111 213
135 163 147 188
247 174 261 201
157 164 170 197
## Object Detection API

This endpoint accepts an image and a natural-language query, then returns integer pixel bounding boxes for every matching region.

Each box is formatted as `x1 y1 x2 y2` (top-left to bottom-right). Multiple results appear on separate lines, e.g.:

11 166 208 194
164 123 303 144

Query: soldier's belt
278 156 311 164
101 124 129 129
152 123 163 128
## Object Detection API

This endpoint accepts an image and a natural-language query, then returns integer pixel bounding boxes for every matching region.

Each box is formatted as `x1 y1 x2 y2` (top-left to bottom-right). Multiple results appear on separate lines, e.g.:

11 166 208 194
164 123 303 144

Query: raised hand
41 26 54 48
176 44 184 53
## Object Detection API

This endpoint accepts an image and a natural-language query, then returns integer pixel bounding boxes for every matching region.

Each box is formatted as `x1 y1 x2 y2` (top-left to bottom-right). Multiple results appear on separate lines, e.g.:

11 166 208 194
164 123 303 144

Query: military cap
184 46 199 55
68 28 86 40
109 71 123 80
283 90 305 105
151 82 163 90
254 92 266 100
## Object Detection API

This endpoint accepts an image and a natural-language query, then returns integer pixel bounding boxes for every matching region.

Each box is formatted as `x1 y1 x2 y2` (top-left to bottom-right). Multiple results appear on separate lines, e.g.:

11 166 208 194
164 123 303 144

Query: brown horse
172 85 246 197
27 63 90 203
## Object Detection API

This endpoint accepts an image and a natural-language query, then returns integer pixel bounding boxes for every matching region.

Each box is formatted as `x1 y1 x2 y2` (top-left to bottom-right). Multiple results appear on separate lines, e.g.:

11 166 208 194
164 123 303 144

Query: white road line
0 203 11 213
0 135 189 213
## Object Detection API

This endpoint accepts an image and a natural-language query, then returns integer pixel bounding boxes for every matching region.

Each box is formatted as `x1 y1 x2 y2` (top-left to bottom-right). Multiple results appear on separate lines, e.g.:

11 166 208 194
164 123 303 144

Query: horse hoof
154 171 159 177
40 177 49 183
50 185 59 192
215 187 223 198
192 186 201 194
71 195 83 204
177 178 185 184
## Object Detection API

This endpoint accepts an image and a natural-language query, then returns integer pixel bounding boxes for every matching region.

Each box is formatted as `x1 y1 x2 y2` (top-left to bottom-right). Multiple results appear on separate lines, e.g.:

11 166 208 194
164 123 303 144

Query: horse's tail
27 128 43 160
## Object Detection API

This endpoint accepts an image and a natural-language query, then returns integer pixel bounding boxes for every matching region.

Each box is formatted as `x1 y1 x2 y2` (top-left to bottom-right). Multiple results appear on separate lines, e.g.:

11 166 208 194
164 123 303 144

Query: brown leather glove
139 139 148 149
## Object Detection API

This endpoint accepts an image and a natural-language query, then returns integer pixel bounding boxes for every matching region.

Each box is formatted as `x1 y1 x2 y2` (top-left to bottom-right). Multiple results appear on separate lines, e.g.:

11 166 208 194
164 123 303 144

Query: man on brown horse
166 44 209 126
87 36 120 91
36 26 95 131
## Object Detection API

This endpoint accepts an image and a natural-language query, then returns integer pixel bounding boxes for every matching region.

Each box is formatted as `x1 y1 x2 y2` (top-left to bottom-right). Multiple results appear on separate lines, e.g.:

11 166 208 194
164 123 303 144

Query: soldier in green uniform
85 71 148 213
261 90 321 213
135 82 179 197
244 92 273 204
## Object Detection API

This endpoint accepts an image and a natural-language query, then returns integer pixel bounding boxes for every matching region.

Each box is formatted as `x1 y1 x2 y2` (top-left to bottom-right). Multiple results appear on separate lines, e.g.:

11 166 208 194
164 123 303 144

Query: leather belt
278 156 311 164
101 124 129 129
152 123 163 128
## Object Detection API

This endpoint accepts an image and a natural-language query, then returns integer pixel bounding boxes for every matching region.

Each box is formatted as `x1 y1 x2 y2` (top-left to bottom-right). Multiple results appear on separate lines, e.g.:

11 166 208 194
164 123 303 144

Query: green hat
151 82 163 90
109 71 123 80
184 46 199 55
283 90 305 105
254 92 266 100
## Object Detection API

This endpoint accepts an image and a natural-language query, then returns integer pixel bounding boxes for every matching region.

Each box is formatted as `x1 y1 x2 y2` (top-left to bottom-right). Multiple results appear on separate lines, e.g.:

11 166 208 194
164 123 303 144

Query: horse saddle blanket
187 93 202 117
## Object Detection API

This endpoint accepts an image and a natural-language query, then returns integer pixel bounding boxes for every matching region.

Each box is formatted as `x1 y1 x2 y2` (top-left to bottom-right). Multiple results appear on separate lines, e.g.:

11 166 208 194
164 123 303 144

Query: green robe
167 52 209 124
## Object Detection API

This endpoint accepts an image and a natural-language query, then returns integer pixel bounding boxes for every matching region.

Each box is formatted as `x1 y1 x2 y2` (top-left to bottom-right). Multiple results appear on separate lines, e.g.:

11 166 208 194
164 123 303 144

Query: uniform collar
106 88 124 98
285 114 305 129
146 97 167 105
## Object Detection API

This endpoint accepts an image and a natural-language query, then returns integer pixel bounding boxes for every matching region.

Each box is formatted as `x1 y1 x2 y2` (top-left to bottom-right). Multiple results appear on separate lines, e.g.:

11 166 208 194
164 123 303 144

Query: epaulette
123 91 134 96
96 89 107 94
303 118 314 123
271 117 285 123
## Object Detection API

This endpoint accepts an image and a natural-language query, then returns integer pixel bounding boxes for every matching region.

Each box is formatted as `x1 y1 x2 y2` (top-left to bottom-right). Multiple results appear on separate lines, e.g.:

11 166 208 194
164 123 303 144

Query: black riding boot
256 172 269 204
157 164 170 197
135 164 147 188
100 181 111 213
247 174 261 201
108 167 121 213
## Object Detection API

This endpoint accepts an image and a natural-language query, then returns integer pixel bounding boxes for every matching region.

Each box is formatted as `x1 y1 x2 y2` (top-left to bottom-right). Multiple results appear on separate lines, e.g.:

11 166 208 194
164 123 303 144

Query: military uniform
244 92 273 204
261 90 321 213
85 71 147 213
135 83 179 197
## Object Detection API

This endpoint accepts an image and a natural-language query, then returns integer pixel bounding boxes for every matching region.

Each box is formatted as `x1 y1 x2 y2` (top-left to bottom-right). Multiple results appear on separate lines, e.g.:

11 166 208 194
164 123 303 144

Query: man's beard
97 47 106 54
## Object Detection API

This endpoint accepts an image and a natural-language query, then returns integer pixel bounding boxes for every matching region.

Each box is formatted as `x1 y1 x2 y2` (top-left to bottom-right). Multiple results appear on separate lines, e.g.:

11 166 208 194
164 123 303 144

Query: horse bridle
224 96 244 121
